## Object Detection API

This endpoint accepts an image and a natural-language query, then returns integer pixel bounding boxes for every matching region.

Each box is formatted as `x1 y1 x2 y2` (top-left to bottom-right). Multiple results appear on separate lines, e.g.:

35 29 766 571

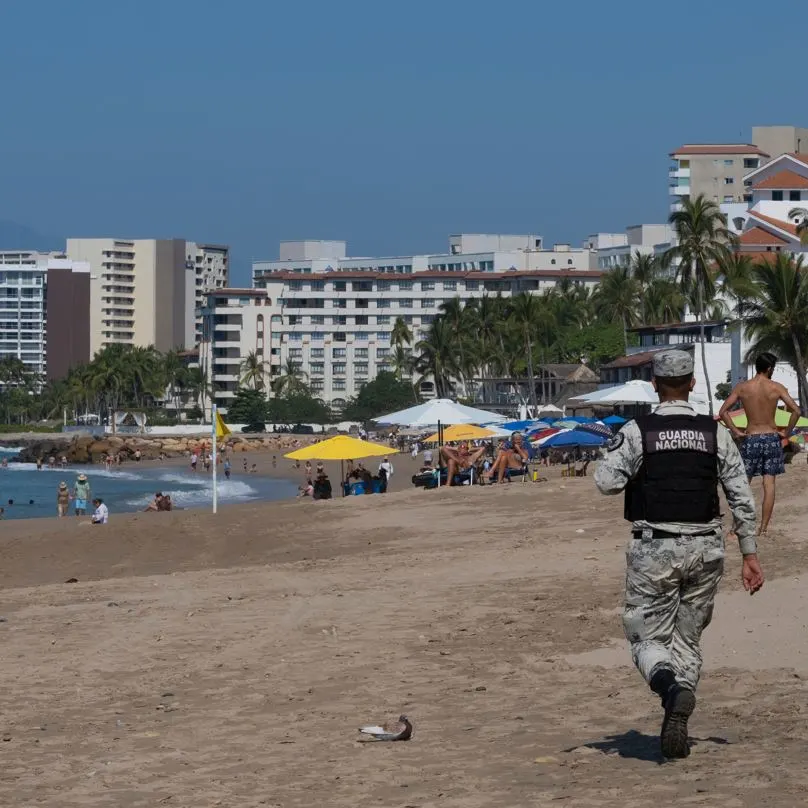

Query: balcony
669 184 690 197
668 167 691 179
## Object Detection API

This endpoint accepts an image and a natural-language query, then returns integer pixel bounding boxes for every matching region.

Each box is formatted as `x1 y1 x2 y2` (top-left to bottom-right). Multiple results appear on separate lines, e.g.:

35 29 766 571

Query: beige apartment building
752 125 808 161
66 238 195 356
186 242 229 345
669 144 768 211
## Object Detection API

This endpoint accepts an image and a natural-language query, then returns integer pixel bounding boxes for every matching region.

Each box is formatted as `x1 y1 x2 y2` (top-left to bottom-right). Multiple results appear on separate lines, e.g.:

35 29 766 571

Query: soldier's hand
742 554 765 595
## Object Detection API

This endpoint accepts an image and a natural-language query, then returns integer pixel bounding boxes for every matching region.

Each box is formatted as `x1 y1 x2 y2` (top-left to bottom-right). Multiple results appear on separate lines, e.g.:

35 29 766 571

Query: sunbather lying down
440 441 486 485
486 433 529 483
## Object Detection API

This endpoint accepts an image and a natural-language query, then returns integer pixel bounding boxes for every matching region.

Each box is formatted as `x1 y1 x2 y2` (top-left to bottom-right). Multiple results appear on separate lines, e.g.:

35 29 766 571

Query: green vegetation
342 371 416 422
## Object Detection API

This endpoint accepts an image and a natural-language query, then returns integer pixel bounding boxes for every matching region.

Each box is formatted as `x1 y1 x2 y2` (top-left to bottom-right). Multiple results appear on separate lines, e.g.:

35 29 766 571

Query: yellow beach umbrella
285 434 398 461
729 410 808 429
285 435 400 498
423 423 497 443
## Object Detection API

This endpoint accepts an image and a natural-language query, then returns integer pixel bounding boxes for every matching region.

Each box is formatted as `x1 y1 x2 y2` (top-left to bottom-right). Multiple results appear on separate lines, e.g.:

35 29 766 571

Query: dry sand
2 458 808 807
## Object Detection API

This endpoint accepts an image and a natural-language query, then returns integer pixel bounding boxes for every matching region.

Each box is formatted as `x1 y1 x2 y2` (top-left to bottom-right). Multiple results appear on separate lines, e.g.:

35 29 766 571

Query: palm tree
628 251 659 323
788 207 808 245
509 293 544 413
390 316 412 349
744 254 808 414
643 279 685 324
665 194 737 414
185 366 211 420
413 317 460 398
271 357 309 396
438 297 474 394
717 253 757 321
240 350 268 390
386 344 413 381
594 266 640 353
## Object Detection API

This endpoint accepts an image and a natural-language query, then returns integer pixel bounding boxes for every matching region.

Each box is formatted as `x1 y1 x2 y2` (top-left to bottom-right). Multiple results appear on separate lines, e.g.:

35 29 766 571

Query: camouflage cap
652 349 694 378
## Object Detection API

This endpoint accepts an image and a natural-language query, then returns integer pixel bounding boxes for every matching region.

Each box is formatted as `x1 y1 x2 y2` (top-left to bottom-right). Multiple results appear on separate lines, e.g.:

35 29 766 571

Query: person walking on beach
56 481 70 517
718 352 800 535
190 452 198 472
594 350 763 759
224 458 231 479
73 473 91 516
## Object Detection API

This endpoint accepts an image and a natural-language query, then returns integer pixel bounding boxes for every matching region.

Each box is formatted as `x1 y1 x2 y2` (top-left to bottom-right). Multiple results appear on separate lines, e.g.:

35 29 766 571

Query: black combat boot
650 667 696 759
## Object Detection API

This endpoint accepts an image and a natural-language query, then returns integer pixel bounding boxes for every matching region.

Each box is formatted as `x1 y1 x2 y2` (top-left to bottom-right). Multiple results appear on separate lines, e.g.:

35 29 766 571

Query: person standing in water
73 473 91 516
56 482 71 517
719 352 800 535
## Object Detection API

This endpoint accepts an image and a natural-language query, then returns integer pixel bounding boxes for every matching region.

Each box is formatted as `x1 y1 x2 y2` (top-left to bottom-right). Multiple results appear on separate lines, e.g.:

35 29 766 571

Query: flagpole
212 403 218 514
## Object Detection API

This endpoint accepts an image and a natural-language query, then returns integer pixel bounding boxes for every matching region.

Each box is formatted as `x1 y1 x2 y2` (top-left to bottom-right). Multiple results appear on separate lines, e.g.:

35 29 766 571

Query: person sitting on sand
91 498 108 524
161 494 173 511
250 463 258 473
56 481 71 518
485 433 529 483
144 492 163 512
442 441 486 485
297 480 314 498
313 473 332 500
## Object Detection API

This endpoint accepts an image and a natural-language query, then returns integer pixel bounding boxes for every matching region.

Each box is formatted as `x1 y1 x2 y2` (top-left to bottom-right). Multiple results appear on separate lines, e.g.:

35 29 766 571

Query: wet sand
2 459 808 806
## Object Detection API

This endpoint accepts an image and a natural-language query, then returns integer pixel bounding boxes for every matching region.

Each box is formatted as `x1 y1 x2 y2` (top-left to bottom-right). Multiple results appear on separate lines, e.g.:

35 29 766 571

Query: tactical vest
624 413 719 524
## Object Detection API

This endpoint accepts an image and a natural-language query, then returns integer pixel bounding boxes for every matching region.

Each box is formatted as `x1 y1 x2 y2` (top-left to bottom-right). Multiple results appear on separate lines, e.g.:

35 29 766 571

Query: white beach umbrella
570 380 658 406
374 398 507 427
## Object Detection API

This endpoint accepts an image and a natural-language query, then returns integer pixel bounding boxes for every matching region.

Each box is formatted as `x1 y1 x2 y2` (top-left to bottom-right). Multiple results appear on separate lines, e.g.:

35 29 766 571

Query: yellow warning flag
215 411 231 438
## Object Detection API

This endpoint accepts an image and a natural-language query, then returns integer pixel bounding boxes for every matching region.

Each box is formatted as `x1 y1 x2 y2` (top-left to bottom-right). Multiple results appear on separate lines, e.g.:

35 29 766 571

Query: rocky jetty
7 433 318 464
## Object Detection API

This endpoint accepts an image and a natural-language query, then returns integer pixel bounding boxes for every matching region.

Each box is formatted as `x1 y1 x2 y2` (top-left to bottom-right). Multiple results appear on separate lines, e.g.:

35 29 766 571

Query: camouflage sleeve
594 421 643 495
716 425 758 555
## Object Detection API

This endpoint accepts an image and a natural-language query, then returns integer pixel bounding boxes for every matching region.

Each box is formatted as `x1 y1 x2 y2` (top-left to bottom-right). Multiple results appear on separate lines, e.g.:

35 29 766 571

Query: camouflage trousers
622 530 725 691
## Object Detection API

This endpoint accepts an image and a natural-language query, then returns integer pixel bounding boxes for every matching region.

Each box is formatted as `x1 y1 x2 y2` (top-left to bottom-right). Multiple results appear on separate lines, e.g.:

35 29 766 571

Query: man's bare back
722 375 796 437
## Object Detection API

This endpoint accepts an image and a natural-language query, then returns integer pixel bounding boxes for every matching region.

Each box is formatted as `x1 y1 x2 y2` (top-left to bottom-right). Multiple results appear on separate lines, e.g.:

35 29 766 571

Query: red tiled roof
738 227 790 245
670 144 769 157
752 170 808 190
736 251 786 263
747 211 799 236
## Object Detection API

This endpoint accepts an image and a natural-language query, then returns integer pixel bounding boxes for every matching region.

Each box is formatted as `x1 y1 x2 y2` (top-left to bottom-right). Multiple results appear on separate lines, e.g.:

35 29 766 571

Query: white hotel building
201 259 603 415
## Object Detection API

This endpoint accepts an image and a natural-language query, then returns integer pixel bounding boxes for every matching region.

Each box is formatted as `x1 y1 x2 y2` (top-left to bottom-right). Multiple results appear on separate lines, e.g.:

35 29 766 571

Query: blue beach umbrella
541 430 608 449
574 422 614 440
603 415 627 426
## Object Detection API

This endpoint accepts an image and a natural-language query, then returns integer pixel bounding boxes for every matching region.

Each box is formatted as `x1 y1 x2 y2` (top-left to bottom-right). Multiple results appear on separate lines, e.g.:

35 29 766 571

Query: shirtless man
441 441 486 485
719 352 800 535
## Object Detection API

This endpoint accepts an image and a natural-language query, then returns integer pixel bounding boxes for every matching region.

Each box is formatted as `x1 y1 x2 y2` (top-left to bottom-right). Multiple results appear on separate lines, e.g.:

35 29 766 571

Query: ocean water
0 449 300 521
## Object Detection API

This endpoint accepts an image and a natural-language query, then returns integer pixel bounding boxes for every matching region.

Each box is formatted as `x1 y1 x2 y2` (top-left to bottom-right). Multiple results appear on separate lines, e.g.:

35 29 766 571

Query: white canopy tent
374 399 507 427
569 380 710 413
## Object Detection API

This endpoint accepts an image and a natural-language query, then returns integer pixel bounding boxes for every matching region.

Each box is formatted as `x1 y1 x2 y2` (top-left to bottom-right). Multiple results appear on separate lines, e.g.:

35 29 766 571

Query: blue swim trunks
740 433 785 478
74 498 87 510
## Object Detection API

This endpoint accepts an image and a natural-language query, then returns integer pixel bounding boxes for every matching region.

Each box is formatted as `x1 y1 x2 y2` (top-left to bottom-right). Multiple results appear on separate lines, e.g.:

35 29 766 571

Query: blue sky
0 0 798 284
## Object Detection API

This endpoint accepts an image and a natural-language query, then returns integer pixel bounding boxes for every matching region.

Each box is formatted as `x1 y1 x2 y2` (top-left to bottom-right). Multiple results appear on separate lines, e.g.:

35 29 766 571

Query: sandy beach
2 459 808 806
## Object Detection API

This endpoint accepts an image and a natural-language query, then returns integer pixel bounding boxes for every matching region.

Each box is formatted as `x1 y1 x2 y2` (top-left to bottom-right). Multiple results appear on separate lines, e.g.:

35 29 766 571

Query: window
421 315 435 325
377 280 389 291
333 315 347 325
289 348 302 358
352 280 373 292
332 348 346 358
772 190 784 201
790 191 802 202
397 281 413 291
310 363 324 375
377 315 390 324
354 363 369 376
353 332 368 341
420 281 435 291
443 280 457 291
355 347 369 358
723 195 734 203
376 332 389 341
743 158 759 169
333 332 346 342
377 347 390 358
724 159 734 166
724 177 734 185
422 299 435 308
332 363 346 375
333 380 346 391
310 315 324 325
310 331 325 341
288 280 302 290
333 281 346 292
355 299 369 309
377 299 391 308
289 332 302 342
310 379 324 391
399 298 413 308
288 315 300 325
465 280 478 291
311 280 324 291
311 347 324 358
355 315 369 325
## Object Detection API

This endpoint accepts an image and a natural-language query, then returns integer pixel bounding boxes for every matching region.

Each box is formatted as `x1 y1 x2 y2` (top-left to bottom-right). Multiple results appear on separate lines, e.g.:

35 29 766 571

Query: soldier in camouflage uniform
594 350 764 759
